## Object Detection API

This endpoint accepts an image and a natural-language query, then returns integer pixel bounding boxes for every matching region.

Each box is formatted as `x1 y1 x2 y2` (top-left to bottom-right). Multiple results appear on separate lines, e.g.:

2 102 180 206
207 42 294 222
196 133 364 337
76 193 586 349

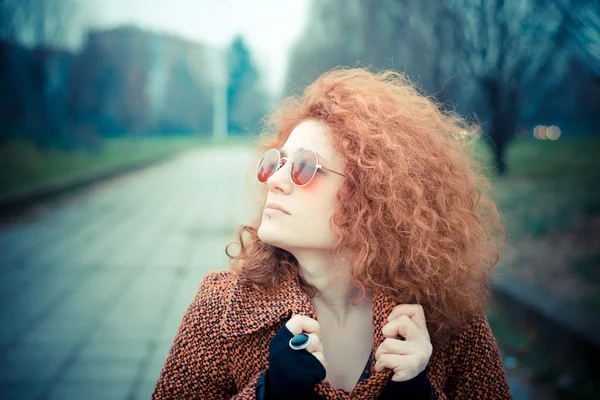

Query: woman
152 69 512 399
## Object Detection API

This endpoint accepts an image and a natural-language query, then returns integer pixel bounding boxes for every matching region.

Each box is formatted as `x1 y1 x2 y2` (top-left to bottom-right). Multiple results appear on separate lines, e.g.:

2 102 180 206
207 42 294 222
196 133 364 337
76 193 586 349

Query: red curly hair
226 68 506 347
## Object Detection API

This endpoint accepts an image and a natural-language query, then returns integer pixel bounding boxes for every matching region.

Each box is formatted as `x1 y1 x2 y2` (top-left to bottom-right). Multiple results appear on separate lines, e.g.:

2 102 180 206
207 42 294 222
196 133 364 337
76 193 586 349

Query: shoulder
451 313 495 346
193 269 238 309
198 269 237 292
444 312 503 372
434 314 511 398
179 269 239 332
152 270 239 398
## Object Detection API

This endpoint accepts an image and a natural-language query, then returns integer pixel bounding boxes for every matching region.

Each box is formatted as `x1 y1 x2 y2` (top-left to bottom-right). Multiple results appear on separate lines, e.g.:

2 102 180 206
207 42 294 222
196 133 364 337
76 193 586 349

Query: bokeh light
534 125 548 140
547 125 562 140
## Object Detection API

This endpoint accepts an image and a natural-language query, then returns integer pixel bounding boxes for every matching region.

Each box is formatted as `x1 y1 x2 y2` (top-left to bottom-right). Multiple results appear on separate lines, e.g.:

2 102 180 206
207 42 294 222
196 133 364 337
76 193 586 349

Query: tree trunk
483 77 518 176
488 136 508 175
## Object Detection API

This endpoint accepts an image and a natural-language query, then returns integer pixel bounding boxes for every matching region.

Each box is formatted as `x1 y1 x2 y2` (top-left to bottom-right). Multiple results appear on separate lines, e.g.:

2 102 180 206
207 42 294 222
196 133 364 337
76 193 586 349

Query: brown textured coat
152 270 512 399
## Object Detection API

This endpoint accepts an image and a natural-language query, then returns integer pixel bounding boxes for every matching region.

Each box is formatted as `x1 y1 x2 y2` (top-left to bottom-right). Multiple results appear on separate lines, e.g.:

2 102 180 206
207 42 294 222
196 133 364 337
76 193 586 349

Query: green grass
488 137 600 312
0 135 255 197
483 136 600 399
480 137 600 239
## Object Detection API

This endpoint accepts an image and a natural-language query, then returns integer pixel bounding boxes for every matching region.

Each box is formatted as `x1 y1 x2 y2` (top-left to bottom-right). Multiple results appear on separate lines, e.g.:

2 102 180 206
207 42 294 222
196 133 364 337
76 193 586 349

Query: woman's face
257 119 346 252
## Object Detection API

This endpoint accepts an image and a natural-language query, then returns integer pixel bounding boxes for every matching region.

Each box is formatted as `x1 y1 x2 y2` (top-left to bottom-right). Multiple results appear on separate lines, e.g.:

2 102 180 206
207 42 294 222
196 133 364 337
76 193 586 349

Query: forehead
282 120 340 164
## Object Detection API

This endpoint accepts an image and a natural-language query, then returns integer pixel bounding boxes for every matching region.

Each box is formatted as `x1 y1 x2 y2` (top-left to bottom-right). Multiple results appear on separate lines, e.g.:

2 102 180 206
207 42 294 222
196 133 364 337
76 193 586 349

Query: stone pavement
0 147 259 400
0 145 534 399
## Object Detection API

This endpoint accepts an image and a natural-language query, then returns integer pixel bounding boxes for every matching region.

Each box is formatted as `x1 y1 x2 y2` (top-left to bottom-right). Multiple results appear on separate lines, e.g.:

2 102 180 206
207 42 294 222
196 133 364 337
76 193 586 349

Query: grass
490 137 600 314
0 135 255 197
481 137 600 239
482 136 600 399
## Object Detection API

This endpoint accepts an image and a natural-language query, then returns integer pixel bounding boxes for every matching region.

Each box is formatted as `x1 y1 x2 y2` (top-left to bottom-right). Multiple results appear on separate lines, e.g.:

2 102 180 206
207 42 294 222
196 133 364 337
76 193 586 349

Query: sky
85 0 312 96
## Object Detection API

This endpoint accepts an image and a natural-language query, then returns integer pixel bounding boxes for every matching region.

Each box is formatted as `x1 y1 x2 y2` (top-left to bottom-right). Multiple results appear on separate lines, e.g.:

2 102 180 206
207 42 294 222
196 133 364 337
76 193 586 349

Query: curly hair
225 68 506 347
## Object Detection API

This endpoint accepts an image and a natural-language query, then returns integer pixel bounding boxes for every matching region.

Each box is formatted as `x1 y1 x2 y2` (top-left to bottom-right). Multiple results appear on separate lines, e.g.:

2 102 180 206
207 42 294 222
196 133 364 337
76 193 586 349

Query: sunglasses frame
256 148 346 187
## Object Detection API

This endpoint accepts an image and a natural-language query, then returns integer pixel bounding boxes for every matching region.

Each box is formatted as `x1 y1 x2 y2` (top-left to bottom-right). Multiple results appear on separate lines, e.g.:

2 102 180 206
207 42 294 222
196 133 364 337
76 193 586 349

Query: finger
374 353 418 374
390 356 420 380
373 353 403 372
390 370 417 382
387 304 428 334
311 351 328 369
286 314 320 336
374 337 414 360
382 314 421 342
306 333 323 354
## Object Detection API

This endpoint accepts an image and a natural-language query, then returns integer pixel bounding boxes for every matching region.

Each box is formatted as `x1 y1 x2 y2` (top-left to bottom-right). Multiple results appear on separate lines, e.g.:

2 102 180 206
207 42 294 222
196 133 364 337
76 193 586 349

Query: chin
257 225 274 243
258 227 287 250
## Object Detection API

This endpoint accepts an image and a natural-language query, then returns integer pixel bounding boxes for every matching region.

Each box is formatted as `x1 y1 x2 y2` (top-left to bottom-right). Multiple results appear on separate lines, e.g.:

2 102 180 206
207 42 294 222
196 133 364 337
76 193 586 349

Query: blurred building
70 26 218 139
1 26 227 150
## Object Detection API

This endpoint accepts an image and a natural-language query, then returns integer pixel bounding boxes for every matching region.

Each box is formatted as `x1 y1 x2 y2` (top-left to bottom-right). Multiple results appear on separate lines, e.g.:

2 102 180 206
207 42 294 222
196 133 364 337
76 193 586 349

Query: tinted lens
291 150 318 186
257 149 280 183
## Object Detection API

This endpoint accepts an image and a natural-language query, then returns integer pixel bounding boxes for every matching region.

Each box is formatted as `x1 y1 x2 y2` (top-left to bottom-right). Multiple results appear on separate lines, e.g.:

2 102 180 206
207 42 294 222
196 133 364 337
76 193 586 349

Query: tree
559 0 600 133
0 0 84 149
285 0 577 175
559 0 600 76
0 0 78 49
226 35 269 135
285 0 378 94
438 0 571 174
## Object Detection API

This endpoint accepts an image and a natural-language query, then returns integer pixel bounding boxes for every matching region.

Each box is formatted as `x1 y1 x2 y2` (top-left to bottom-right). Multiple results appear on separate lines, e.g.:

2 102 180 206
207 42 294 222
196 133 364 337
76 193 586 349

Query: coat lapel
219 271 399 399
219 273 316 339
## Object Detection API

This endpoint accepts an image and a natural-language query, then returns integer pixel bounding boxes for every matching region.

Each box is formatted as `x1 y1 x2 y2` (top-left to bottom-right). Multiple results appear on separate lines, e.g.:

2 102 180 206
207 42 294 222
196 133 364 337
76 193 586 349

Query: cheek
300 175 325 192
298 181 338 220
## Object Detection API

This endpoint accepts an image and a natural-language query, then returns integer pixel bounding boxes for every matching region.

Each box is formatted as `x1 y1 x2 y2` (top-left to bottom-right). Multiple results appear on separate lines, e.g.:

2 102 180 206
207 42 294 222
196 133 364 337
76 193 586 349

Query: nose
266 159 293 194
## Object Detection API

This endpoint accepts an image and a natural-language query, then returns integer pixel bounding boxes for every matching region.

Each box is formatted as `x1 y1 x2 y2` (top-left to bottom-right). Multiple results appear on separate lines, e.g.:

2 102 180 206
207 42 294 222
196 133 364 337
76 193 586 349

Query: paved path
0 147 259 400
0 145 538 399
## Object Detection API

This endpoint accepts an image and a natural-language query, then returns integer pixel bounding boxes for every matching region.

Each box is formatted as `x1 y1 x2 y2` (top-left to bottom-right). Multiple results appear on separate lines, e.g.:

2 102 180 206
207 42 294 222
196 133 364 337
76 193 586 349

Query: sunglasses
256 148 346 187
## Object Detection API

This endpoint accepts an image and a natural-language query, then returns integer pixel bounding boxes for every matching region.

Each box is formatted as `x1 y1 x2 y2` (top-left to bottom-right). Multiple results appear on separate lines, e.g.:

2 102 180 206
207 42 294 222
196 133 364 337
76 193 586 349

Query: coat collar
219 271 399 397
219 272 398 350
219 273 316 340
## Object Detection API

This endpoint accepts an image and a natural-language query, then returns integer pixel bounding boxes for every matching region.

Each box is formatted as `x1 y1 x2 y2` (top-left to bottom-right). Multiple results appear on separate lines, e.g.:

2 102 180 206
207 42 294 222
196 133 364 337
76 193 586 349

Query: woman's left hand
374 304 433 382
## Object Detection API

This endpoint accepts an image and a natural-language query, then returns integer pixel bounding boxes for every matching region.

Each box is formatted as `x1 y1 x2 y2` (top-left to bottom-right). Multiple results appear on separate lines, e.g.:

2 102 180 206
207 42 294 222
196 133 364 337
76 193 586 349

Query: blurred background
0 0 599 399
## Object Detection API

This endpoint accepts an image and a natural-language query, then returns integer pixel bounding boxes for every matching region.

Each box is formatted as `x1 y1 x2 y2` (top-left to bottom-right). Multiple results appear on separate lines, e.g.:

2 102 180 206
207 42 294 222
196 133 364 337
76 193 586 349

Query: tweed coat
152 269 512 399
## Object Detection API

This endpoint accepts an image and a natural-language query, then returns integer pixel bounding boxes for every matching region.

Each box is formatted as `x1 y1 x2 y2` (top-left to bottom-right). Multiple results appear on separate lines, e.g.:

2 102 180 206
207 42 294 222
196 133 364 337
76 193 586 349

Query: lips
264 202 290 215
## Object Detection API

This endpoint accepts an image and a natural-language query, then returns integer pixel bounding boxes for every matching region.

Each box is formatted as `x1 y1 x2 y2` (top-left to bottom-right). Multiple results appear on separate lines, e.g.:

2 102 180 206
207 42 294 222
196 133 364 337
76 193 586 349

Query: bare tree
284 0 370 94
1 0 82 148
439 0 570 174
285 0 578 174
0 0 78 49
558 0 600 75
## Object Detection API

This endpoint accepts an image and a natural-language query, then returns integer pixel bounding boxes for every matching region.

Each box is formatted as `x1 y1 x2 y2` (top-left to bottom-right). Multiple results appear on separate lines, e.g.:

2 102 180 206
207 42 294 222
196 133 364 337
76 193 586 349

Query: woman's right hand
285 314 327 370
262 314 327 399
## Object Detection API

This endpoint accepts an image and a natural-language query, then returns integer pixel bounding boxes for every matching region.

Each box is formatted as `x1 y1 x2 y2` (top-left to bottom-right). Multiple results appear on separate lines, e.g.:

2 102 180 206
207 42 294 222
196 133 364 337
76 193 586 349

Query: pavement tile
92 320 160 341
132 377 159 400
78 338 151 361
0 355 64 384
2 339 74 362
61 357 142 382
0 382 45 400
144 349 169 387
22 320 89 342
46 381 133 400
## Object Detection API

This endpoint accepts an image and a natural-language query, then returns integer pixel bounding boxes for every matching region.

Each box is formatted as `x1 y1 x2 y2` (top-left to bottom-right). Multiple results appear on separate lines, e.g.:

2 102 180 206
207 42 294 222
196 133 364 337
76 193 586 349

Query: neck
292 251 371 326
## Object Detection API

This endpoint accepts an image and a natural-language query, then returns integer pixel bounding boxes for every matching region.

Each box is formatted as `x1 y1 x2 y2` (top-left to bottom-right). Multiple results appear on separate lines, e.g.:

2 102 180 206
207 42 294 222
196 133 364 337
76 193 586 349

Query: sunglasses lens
257 149 280 183
291 150 318 186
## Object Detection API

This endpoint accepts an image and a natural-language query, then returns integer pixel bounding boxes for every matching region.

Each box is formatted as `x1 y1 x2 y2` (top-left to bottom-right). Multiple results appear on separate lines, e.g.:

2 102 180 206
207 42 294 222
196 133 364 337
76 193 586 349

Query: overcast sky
86 0 312 95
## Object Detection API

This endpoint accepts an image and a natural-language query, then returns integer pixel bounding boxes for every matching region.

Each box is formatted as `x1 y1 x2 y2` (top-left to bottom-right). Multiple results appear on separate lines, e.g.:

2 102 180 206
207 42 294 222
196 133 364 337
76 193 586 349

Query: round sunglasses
256 148 346 187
